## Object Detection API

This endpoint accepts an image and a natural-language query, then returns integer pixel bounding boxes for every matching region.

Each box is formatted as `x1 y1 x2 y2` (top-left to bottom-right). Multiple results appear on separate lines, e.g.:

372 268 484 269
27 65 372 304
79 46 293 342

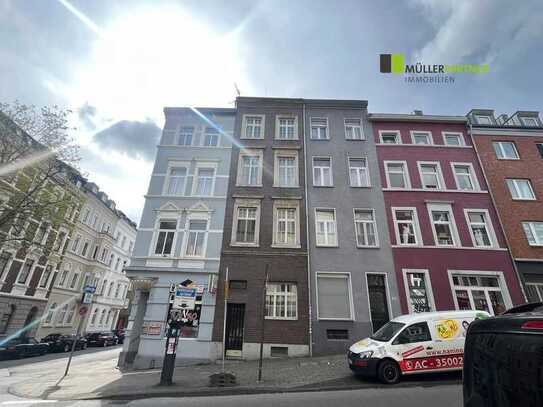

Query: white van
348 310 490 384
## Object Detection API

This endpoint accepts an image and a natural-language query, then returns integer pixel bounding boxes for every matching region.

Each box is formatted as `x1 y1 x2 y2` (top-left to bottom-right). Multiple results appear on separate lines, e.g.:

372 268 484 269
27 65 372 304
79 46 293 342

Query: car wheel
377 360 401 384
64 344 71 352
83 343 88 350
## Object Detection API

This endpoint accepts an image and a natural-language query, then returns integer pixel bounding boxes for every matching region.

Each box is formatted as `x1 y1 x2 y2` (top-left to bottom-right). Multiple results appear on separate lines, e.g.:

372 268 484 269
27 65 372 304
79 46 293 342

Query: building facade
370 112 525 316
468 109 543 301
304 99 400 355
212 97 310 360
121 107 234 369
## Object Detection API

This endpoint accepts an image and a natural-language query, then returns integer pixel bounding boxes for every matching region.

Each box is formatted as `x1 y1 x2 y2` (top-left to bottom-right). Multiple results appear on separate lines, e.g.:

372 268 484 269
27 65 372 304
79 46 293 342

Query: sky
1 0 542 224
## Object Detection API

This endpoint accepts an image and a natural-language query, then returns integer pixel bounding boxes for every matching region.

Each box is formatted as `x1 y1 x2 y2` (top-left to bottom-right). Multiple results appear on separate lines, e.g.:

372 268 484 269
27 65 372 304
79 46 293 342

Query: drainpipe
302 101 313 357
468 121 527 303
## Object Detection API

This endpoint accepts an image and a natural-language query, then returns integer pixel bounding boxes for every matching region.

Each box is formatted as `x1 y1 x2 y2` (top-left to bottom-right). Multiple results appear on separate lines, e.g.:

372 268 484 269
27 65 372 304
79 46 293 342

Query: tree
0 101 82 252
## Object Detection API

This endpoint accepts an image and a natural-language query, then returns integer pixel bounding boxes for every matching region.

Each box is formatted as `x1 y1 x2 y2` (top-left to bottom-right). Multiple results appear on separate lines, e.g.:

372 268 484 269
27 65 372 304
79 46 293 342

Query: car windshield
370 321 405 342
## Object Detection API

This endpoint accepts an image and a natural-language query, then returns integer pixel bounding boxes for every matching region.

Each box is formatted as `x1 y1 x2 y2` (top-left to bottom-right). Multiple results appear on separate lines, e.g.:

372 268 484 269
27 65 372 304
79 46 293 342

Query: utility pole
257 264 269 383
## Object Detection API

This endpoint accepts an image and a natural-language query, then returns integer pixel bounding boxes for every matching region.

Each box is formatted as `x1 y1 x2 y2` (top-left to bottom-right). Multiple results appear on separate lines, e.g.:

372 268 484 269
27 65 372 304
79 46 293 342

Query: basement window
270 346 289 357
327 329 349 340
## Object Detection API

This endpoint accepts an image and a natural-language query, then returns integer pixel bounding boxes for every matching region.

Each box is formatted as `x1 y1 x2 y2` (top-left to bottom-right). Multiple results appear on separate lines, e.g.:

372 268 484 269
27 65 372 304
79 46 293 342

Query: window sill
313 185 334 188
271 244 302 249
350 185 372 189
273 185 300 189
511 198 537 201
265 317 298 321
274 137 299 141
345 138 367 141
240 137 265 140
356 245 380 249
316 244 339 248
310 138 330 141
496 158 520 161
317 317 354 321
230 242 259 248
236 184 263 188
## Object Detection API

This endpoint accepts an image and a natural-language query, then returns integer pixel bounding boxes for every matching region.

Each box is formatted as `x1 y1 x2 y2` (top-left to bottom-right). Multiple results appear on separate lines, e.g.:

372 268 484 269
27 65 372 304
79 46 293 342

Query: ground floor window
403 270 434 313
451 273 507 315
265 283 297 319
316 273 353 320
525 282 543 302
179 294 202 338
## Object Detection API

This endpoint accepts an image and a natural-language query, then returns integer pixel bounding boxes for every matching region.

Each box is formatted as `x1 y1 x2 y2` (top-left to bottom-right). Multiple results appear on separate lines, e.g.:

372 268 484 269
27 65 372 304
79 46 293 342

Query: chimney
413 110 423 116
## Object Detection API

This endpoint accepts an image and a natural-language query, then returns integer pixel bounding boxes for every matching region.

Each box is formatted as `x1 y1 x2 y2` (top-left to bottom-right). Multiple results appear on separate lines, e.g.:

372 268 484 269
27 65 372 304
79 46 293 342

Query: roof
236 96 367 109
391 310 487 324
369 113 466 123
163 107 236 115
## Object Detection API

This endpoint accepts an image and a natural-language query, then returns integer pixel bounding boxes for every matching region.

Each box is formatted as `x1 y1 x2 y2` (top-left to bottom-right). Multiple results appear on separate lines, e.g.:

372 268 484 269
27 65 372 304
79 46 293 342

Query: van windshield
370 321 405 342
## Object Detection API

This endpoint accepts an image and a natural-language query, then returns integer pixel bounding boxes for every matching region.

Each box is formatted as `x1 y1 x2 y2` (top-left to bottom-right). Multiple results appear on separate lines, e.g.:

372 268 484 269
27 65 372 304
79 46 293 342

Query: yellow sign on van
435 319 460 340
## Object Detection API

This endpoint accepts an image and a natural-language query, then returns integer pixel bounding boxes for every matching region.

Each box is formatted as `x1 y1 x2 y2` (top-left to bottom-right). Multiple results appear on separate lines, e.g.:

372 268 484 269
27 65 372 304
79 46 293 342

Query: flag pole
221 266 229 374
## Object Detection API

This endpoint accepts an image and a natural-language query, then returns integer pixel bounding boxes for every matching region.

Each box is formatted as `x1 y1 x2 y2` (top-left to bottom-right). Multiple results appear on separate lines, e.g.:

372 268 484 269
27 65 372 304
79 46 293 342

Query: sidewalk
8 353 461 400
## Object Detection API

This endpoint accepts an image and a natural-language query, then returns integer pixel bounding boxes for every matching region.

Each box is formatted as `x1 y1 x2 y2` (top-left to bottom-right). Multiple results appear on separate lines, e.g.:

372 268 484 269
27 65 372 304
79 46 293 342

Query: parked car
463 302 543 406
348 310 489 384
85 332 118 347
40 334 87 352
0 337 49 360
113 329 125 344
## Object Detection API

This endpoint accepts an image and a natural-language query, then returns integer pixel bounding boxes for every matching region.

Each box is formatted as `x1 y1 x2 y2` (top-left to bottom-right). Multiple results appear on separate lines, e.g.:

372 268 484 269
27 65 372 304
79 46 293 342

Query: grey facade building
121 107 234 369
303 99 401 355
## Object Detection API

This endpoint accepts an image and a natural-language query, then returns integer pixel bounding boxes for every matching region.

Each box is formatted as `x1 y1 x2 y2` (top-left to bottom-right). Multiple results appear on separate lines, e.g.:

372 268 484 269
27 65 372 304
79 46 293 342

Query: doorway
225 303 245 358
367 274 390 333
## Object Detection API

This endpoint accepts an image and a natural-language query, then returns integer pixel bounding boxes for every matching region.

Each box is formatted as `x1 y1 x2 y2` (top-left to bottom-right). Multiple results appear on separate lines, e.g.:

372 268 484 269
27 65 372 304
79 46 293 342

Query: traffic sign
79 306 88 316
82 292 93 304
84 285 96 294
172 287 196 310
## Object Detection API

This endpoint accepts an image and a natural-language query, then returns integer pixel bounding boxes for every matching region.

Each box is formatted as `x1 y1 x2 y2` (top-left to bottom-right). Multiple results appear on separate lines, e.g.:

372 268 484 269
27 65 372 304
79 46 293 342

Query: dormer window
521 117 539 127
475 115 492 125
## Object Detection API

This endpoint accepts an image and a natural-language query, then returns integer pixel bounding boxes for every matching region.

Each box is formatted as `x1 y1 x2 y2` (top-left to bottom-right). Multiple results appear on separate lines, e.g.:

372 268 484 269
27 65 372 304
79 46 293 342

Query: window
44 303 57 324
90 308 98 325
35 222 49 245
315 209 337 246
276 116 297 140
57 267 69 287
107 282 114 297
0 304 15 334
194 167 215 196
234 207 258 244
92 245 99 259
57 304 68 325
17 259 34 284
203 127 219 146
537 143 543 159
100 247 109 263
310 118 328 140
316 273 353 320
177 126 193 146
38 265 52 288
326 329 349 340
265 283 297 319
507 179 535 200
349 158 370 187
526 283 543 302
179 294 202 338
522 222 543 246
418 162 443 190
403 270 434 313
229 280 247 290
385 161 410 188
451 273 507 315
0 252 12 281
392 208 421 245
154 220 177 256
493 141 519 159
393 322 431 344
312 157 333 186
185 219 207 257
92 214 98 229
65 304 76 325
476 115 492 125
452 164 478 191
354 209 378 247
53 231 66 252
238 152 262 186
521 117 538 127
101 280 107 295
82 208 90 224
81 241 89 257
411 131 432 145
166 167 187 195
428 204 458 246
380 131 400 144
115 283 121 298
275 152 298 187
443 132 464 146
274 206 298 246
243 115 264 139
345 118 364 140
69 273 79 289
466 210 496 247
99 309 107 325
115 257 121 271
71 234 81 252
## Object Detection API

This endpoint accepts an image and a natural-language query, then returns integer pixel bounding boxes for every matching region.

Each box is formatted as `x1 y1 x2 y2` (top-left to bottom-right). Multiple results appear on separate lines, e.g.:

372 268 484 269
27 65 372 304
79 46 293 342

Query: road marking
1 401 57 405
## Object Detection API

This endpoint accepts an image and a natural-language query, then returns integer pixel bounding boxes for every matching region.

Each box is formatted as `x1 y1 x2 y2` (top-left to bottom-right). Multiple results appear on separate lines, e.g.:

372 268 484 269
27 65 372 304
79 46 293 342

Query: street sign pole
63 304 88 378
257 265 269 383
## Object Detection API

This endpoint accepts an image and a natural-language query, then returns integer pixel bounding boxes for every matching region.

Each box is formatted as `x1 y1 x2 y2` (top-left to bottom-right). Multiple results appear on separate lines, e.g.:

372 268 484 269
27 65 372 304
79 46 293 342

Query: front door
367 274 390 332
225 303 245 358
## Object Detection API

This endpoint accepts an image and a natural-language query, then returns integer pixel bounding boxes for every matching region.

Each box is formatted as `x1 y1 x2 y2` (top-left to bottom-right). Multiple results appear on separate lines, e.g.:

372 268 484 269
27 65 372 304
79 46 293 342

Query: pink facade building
369 112 525 316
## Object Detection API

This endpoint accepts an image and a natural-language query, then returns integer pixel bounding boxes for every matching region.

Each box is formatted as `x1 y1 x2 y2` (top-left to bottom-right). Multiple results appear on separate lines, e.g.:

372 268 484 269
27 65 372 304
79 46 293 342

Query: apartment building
468 110 543 301
212 97 310 360
370 112 524 316
121 107 234 369
304 99 400 355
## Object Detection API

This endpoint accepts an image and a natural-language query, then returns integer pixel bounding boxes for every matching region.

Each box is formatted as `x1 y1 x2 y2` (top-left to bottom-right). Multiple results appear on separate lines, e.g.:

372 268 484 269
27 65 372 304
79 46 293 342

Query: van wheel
378 360 400 384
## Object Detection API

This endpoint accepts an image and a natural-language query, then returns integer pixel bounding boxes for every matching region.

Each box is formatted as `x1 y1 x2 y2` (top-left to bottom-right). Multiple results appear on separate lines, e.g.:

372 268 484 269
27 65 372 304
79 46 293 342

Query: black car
463 302 543 407
0 337 49 360
85 331 118 347
40 334 87 352
113 329 125 344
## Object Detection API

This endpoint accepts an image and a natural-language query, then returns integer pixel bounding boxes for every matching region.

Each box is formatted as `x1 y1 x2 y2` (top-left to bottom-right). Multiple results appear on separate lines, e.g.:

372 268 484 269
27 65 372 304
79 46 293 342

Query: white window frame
312 156 333 187
71 234 82 253
231 199 261 247
348 157 371 188
38 264 53 289
522 222 543 246
150 218 178 257
378 130 402 144
417 161 445 190
451 162 480 191
272 200 300 248
176 126 194 146
521 117 538 127
441 132 465 146
265 283 298 320
475 115 492 125
192 163 217 197
315 272 355 321
464 209 498 248
275 116 298 140
447 270 513 316
493 141 519 160
182 214 209 258
506 178 536 200
310 117 329 140
16 258 36 285
410 130 433 145
203 127 219 147
241 114 265 139
427 203 460 247
274 150 299 188
353 208 379 248
402 269 436 313
344 118 365 140
315 208 338 247
236 149 263 187
391 207 422 246
384 160 411 189
164 161 189 196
